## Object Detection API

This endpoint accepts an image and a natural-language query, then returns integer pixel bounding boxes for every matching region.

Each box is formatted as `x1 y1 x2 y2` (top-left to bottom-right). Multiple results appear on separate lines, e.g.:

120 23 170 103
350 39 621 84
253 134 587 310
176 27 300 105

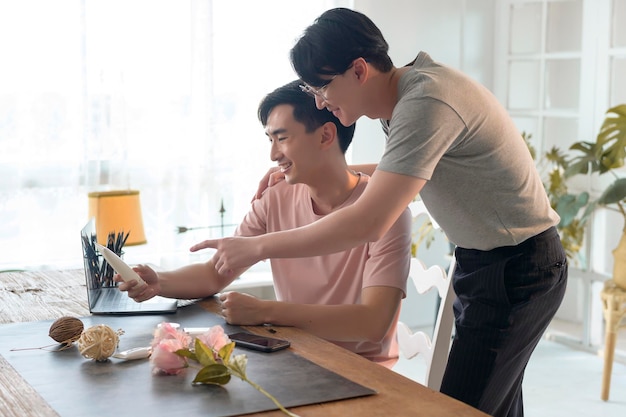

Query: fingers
252 167 283 201
210 251 235 277
130 286 155 303
117 280 152 302
116 278 138 291
218 292 231 321
267 170 286 187
189 239 219 252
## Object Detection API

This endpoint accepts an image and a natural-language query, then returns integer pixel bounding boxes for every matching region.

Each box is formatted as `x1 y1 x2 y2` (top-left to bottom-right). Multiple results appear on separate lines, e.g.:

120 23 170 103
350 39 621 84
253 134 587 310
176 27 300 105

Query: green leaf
581 200 599 223
547 169 566 197
555 192 589 227
192 364 232 385
522 104 626 263
175 348 197 362
194 339 218 366
565 142 600 176
218 341 235 363
597 105 626 172
597 178 626 205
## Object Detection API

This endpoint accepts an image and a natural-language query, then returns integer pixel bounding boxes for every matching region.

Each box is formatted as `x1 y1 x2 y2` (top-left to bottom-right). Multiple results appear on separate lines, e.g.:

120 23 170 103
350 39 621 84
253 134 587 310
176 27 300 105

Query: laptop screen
80 218 103 310
80 218 178 315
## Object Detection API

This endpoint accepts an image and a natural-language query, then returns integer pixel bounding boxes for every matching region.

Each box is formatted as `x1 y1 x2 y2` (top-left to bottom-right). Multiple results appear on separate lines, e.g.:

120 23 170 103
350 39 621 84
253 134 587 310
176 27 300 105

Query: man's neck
364 65 411 120
308 168 361 216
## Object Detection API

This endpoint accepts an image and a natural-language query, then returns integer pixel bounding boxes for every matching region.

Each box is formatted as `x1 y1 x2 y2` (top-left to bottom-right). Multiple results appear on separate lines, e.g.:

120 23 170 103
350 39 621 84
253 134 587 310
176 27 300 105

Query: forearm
158 262 237 299
257 171 423 260
263 302 390 342
262 288 402 343
257 203 374 260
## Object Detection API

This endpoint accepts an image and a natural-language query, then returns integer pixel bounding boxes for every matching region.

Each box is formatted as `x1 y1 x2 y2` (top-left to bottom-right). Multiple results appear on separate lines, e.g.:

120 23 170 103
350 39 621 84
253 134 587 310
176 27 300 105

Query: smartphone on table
228 332 291 353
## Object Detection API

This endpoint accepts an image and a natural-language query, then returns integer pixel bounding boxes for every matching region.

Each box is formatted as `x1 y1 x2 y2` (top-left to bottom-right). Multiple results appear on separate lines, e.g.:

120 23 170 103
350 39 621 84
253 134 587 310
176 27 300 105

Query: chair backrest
397 201 456 391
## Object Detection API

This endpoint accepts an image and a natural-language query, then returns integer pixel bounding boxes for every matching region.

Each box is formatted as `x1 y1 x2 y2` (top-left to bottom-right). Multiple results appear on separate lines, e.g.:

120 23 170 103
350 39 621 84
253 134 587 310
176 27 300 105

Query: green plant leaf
192 363 231 385
194 338 218 366
597 105 626 172
175 348 197 362
596 178 626 205
555 192 589 227
547 169 567 197
526 104 626 263
218 341 235 363
581 200 598 223
565 141 600 176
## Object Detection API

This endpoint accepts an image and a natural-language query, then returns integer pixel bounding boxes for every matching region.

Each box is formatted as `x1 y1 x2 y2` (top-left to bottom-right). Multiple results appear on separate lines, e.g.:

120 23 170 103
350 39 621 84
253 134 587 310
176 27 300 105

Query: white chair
397 200 456 391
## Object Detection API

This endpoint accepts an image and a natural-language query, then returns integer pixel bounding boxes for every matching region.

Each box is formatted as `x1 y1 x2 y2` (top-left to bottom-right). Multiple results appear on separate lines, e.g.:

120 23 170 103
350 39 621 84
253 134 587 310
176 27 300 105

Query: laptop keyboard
97 288 142 311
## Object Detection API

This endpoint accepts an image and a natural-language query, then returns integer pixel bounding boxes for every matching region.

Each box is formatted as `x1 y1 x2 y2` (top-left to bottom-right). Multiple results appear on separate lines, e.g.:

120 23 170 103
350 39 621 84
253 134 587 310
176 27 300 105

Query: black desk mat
0 303 375 416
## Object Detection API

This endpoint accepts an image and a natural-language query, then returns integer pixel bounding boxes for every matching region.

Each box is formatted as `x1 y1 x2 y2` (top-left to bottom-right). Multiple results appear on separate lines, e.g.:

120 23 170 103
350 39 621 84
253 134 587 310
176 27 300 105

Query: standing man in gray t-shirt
192 8 568 417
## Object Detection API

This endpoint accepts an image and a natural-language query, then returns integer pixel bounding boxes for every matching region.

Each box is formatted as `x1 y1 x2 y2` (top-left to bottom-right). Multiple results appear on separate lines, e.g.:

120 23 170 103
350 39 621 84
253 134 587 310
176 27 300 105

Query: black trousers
440 227 568 417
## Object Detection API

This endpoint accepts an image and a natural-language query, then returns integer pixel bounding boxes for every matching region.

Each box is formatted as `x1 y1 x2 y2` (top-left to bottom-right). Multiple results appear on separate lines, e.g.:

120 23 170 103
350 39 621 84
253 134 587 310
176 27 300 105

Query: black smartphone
228 332 291 353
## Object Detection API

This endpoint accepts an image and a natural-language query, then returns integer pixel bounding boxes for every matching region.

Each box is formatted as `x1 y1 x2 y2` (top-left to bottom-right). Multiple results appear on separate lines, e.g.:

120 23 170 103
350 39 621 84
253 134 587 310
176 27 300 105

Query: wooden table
0 269 487 417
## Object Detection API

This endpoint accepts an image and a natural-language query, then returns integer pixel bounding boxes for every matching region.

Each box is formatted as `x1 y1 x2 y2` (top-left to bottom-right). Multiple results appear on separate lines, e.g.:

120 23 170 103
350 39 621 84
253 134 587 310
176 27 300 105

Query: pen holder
84 251 124 289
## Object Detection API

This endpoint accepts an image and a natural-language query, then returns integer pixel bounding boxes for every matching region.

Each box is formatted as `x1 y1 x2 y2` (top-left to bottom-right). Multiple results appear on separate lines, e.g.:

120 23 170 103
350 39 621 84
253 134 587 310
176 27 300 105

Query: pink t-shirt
235 174 411 367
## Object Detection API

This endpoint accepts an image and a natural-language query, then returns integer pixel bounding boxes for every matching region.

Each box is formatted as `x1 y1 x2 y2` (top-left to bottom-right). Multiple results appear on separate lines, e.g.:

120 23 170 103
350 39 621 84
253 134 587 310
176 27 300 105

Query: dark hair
258 80 355 154
290 8 393 87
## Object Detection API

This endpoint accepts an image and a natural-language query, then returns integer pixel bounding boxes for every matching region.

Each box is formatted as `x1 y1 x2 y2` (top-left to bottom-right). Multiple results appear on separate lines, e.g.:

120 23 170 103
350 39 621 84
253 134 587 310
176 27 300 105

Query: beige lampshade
88 190 147 246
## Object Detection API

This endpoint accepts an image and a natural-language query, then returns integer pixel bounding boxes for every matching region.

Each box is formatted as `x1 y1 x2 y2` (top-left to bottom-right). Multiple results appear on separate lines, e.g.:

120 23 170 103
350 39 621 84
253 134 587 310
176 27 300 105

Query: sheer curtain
0 0 348 270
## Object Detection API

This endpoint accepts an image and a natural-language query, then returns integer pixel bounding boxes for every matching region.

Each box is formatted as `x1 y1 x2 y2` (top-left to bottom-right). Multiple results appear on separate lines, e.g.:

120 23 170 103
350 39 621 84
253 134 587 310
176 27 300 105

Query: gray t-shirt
378 52 558 251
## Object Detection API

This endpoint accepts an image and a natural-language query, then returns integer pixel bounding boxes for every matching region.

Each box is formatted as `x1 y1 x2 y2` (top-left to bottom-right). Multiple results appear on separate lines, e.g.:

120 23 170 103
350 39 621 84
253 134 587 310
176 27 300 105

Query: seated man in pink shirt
117 80 412 368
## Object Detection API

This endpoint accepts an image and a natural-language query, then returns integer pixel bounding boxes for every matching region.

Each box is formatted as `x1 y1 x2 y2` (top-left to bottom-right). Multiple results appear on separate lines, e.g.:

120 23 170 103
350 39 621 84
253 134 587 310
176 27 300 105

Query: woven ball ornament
48 316 84 346
77 324 123 362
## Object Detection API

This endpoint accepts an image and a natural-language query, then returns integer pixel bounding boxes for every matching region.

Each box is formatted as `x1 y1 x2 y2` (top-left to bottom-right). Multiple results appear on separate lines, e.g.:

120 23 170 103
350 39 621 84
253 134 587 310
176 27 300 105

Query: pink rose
152 322 191 349
196 326 231 352
151 338 188 375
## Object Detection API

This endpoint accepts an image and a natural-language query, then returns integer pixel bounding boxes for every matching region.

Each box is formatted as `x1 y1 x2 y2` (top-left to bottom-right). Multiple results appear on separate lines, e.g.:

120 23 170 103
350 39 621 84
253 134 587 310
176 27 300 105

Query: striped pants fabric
440 226 568 417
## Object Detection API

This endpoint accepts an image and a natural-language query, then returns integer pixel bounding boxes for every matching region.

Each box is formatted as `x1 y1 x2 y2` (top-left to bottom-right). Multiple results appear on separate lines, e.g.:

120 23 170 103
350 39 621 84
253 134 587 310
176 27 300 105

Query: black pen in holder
83 230 129 288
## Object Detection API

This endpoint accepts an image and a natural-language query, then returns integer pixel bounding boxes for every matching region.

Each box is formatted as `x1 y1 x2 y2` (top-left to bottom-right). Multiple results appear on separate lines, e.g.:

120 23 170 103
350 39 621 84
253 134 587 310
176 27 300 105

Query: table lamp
88 190 147 246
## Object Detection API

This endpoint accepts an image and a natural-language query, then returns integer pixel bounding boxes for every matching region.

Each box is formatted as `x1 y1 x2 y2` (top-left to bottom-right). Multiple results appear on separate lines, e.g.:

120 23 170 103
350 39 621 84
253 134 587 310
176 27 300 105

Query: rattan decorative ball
77 324 122 362
48 316 84 346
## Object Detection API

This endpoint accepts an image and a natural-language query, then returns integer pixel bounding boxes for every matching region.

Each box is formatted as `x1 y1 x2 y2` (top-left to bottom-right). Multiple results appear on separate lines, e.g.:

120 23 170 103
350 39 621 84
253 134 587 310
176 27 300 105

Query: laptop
81 219 178 315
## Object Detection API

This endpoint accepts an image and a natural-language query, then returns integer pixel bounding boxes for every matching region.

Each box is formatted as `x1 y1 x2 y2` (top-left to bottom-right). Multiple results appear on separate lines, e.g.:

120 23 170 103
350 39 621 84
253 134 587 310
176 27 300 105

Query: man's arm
193 170 425 275
157 260 247 298
220 286 403 343
117 260 248 302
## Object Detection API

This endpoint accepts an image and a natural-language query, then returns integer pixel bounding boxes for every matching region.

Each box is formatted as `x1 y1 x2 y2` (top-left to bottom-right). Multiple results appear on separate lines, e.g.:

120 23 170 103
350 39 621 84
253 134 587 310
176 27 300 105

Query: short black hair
258 80 355 154
290 8 393 87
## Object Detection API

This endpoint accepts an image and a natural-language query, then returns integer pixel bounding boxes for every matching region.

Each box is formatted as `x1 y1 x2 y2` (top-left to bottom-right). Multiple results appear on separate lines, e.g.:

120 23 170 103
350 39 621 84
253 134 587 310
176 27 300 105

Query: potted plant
528 104 626 288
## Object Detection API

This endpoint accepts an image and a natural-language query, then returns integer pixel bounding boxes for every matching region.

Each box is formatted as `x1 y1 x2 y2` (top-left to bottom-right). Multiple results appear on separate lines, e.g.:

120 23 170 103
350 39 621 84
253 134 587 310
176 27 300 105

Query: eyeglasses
299 75 337 101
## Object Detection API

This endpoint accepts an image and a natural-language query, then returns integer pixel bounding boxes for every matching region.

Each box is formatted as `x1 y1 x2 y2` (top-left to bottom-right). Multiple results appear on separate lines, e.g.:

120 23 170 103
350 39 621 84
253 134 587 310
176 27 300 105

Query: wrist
254 234 269 262
263 300 280 325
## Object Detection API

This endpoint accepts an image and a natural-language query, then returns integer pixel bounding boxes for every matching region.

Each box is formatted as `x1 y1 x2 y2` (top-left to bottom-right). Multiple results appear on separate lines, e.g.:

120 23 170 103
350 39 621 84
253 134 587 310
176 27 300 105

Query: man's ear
319 122 338 150
352 57 369 84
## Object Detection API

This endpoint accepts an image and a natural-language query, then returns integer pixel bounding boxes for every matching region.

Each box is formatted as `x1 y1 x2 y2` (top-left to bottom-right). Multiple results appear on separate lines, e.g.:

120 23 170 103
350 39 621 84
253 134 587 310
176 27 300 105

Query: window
498 0 584 156
494 0 626 347
0 0 348 269
494 0 626 272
